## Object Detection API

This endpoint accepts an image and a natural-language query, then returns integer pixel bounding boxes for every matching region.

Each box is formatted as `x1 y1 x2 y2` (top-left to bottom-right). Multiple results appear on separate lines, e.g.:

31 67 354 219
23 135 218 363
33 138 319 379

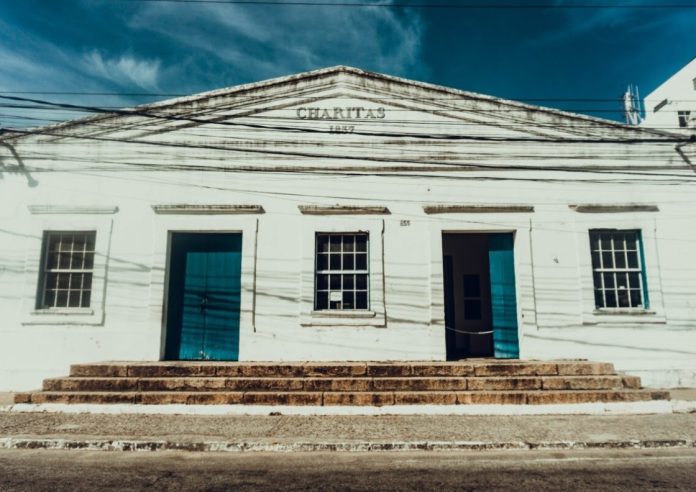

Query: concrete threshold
0 436 694 453
2 400 675 416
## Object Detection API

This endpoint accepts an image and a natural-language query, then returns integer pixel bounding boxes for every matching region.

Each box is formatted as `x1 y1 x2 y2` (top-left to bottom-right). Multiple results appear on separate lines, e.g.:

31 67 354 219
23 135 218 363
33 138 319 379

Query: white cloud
83 51 161 90
127 1 425 83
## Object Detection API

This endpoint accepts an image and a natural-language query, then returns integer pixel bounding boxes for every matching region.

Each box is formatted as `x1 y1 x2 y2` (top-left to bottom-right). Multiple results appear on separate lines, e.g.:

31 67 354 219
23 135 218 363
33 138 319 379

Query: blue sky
1 0 695 127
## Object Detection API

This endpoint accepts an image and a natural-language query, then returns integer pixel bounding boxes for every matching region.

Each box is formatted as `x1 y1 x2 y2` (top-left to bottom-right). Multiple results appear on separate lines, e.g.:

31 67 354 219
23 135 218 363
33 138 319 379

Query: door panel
166 233 242 361
488 233 520 358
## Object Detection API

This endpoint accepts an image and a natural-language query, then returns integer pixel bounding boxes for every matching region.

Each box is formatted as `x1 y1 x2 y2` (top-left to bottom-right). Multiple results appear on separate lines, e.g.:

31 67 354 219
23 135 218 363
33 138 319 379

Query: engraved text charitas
296 107 386 120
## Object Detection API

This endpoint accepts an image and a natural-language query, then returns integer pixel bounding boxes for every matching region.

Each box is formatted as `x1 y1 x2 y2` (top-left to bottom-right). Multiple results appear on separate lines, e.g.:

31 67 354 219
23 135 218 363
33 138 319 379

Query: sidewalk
1 408 696 452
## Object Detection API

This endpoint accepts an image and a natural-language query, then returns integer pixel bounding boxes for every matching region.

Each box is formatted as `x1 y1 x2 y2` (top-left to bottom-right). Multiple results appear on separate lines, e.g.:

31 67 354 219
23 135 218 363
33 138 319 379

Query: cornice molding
28 205 119 215
151 204 265 215
298 205 390 215
569 204 659 213
423 204 534 214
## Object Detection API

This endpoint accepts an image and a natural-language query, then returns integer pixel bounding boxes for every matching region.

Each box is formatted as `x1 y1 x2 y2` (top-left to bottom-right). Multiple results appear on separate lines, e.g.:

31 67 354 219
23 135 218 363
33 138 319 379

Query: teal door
488 233 520 358
165 233 242 361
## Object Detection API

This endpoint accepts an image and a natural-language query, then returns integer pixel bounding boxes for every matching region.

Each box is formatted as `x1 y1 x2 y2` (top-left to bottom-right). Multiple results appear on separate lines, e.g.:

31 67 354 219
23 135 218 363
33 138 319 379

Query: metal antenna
623 84 643 126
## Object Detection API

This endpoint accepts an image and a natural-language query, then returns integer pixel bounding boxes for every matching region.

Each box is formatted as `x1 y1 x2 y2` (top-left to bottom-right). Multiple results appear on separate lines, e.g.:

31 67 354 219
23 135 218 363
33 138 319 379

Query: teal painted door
166 233 242 361
488 233 520 358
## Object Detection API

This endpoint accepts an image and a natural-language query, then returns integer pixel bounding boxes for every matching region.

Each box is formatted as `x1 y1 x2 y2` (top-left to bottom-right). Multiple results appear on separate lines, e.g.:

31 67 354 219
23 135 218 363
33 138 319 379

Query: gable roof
1 65 690 143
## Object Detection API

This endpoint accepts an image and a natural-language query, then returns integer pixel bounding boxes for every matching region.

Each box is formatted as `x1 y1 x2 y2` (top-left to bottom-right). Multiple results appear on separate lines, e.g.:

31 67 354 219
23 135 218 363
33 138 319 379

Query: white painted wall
1 67 695 390
642 57 696 132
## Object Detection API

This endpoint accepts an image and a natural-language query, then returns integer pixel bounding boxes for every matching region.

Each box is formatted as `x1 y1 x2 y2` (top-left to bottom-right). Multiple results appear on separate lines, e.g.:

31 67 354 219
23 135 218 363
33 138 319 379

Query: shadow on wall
0 141 38 187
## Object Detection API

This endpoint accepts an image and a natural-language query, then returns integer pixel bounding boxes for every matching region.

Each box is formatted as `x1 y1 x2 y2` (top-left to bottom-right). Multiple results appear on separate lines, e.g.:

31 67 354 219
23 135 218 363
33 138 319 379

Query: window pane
589 234 600 251
317 274 328 290
594 290 604 308
602 252 613 268
355 254 367 271
68 291 81 308
356 274 368 290
330 275 341 290
329 235 341 252
343 274 354 290
355 291 368 309
317 235 330 253
628 272 640 289
81 291 91 308
59 254 72 269
84 253 95 270
605 290 617 308
630 289 642 307
85 233 96 251
614 251 626 269
315 291 328 310
330 254 341 270
83 273 93 290
603 273 615 288
355 235 367 252
342 291 354 309
44 289 56 308
57 273 70 289
627 251 638 269
618 289 630 308
600 234 612 250
626 235 637 250
343 254 354 270
616 272 629 289
464 300 482 320
342 235 354 252
593 272 602 289
56 290 68 307
317 254 328 270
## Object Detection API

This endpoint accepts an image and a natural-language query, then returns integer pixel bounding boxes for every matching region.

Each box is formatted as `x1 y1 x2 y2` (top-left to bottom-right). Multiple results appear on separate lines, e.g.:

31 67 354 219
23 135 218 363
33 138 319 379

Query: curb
0 400 675 416
1 437 694 453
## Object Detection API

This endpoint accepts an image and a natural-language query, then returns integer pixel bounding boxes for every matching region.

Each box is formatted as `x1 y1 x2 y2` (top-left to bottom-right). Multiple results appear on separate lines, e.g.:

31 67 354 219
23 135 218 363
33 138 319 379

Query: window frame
21 210 115 326
36 231 97 310
299 216 385 327
677 111 691 128
588 229 648 310
313 232 370 311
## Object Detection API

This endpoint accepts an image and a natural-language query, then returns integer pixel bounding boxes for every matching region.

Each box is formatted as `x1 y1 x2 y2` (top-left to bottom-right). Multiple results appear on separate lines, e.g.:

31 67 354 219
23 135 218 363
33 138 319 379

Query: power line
110 0 696 9
1 95 690 144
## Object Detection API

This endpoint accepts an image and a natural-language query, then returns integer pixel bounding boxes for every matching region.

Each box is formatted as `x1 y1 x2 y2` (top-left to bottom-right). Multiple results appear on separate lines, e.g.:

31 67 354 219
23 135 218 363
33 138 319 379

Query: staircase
15 360 668 406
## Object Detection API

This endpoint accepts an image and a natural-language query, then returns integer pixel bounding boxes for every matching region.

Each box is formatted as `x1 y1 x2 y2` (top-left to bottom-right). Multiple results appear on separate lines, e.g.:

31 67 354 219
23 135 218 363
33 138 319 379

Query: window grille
38 231 96 309
589 230 647 309
314 233 369 310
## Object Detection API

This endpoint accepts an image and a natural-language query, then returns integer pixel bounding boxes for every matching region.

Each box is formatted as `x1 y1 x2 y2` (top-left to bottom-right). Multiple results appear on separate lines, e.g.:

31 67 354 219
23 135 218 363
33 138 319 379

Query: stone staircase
14 360 669 406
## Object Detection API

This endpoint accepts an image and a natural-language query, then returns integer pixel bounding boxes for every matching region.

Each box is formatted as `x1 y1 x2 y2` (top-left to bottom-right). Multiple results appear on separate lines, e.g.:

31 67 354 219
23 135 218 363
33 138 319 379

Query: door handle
200 293 209 312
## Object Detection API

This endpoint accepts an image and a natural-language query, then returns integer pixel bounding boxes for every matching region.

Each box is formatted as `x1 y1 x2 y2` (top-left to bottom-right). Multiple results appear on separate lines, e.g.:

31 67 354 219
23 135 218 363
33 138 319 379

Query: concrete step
41 375 632 393
14 389 669 406
68 361 617 378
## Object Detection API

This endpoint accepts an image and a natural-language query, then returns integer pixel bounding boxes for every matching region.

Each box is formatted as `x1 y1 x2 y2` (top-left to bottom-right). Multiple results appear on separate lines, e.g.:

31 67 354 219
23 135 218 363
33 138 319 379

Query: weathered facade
1 66 695 391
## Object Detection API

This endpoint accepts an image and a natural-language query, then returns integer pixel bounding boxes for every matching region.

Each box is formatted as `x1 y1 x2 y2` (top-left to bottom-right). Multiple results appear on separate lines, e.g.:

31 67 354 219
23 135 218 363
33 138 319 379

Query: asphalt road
1 448 695 491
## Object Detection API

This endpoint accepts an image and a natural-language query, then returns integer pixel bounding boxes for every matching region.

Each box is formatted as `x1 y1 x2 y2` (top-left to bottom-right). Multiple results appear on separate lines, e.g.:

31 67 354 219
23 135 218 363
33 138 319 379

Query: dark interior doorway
442 232 520 361
442 233 494 360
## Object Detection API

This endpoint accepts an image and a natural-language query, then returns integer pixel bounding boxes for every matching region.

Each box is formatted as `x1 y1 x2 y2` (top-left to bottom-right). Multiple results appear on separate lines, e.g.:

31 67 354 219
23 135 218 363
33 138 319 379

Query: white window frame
314 232 370 311
21 208 115 326
300 217 385 327
573 215 665 325
37 231 97 310
589 229 647 310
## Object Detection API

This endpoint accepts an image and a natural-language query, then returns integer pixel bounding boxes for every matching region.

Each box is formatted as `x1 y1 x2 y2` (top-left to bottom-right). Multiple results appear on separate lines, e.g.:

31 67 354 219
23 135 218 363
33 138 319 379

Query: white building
642 56 696 132
1 66 695 391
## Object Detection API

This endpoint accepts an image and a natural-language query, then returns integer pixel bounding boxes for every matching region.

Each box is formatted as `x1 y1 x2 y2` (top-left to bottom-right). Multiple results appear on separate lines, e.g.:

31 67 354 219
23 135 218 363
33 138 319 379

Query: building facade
1 66 695 391
642 56 696 132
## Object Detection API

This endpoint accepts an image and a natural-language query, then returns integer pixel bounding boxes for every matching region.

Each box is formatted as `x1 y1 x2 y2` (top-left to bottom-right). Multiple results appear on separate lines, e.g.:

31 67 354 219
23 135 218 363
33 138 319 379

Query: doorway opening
442 232 519 360
164 232 242 361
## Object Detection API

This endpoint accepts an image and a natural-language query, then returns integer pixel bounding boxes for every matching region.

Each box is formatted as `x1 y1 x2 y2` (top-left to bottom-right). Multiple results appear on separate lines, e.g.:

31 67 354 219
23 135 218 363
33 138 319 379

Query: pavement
1 389 695 453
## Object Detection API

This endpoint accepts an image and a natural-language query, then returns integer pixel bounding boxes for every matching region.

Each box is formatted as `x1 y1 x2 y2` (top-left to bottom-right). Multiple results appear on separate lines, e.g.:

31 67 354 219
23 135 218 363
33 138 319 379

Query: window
314 233 369 310
589 230 647 309
678 111 691 128
37 231 96 309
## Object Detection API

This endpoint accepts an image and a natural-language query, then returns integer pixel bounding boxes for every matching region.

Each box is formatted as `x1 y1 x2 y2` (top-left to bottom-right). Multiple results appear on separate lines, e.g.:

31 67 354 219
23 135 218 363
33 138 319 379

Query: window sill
22 308 104 326
301 310 385 327
310 310 376 318
31 308 95 316
583 308 665 325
